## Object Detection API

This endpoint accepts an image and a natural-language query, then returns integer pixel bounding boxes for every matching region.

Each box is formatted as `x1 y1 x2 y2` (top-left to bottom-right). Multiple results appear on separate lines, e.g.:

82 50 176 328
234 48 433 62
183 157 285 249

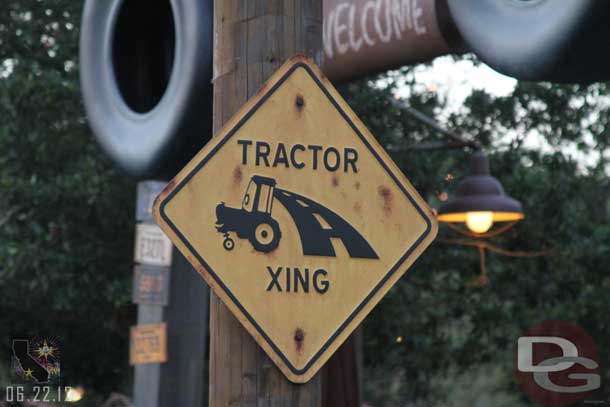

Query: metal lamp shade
437 151 524 224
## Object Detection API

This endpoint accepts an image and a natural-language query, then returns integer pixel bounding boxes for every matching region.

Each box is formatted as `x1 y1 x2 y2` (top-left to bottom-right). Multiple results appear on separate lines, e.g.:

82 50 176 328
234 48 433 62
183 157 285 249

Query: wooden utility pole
209 1 322 406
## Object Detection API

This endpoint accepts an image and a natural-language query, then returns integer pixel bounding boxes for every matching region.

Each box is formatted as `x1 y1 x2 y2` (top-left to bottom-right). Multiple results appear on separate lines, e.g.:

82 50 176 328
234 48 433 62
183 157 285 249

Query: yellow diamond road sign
153 56 437 383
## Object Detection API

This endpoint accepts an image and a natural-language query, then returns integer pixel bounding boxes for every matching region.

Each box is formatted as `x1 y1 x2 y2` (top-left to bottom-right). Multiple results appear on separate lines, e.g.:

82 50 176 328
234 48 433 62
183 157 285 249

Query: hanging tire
80 0 213 179
250 220 282 253
446 0 610 83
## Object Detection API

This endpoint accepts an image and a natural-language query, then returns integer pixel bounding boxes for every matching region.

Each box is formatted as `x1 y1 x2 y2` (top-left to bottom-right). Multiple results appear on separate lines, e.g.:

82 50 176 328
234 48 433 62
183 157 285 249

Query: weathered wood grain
210 1 323 406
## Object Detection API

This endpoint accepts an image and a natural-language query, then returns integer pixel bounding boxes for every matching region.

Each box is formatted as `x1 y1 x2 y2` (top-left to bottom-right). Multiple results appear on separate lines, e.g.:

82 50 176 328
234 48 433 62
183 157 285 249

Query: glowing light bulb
465 211 494 233
66 386 84 402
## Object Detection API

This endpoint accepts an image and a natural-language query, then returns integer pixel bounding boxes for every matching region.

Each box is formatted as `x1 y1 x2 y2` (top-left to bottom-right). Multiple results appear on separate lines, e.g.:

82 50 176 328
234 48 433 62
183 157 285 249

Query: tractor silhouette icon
215 175 282 253
215 175 378 259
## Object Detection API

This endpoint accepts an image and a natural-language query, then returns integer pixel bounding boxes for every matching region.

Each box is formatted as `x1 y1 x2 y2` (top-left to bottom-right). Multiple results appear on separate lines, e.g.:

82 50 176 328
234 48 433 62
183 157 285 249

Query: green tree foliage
0 1 135 400
347 71 610 405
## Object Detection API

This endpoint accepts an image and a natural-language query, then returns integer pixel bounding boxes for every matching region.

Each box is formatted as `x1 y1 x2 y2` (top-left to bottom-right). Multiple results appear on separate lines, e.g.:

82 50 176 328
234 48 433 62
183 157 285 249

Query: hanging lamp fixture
437 150 524 234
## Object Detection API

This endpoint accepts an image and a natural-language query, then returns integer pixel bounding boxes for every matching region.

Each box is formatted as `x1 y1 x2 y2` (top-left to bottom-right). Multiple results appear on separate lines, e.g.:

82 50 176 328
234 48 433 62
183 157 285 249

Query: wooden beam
209 1 323 406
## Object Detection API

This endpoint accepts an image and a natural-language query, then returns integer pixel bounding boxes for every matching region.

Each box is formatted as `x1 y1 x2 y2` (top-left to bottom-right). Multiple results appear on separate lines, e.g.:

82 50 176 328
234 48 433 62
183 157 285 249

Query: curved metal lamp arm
437 237 553 258
389 98 482 151
436 237 552 287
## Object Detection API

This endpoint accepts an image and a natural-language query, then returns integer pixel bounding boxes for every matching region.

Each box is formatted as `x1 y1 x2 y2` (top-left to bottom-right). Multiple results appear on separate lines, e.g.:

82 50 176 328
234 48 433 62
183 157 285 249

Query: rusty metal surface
153 57 437 383
323 0 459 82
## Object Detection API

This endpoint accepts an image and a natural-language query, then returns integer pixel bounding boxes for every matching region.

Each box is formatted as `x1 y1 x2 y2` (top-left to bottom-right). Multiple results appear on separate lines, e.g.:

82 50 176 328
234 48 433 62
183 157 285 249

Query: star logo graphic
34 340 57 360
12 337 61 384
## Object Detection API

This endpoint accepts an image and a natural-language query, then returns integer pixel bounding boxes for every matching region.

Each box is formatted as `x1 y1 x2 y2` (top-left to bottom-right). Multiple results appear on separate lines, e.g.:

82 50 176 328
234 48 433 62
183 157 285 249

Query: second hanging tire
447 0 610 83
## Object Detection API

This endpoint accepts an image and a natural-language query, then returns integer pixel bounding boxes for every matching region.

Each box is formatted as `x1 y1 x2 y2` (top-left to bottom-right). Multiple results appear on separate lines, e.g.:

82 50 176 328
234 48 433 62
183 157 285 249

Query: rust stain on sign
378 185 393 215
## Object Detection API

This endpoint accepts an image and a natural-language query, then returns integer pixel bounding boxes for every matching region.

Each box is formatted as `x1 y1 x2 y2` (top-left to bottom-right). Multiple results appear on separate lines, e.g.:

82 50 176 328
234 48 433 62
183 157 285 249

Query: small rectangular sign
134 223 173 266
130 323 168 365
132 265 171 305
136 181 167 222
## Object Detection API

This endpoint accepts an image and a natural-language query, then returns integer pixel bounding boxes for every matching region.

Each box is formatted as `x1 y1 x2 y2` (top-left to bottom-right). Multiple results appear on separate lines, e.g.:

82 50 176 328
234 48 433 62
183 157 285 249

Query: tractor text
238 139 359 173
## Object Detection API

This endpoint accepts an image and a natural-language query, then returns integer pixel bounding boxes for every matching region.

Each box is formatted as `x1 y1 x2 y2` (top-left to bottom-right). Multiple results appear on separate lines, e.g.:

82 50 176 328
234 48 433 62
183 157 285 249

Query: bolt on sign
153 56 437 383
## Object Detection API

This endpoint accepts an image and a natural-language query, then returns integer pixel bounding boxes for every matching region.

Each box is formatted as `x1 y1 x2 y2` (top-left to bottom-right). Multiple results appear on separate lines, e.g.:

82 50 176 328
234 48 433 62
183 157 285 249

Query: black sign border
160 62 433 376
